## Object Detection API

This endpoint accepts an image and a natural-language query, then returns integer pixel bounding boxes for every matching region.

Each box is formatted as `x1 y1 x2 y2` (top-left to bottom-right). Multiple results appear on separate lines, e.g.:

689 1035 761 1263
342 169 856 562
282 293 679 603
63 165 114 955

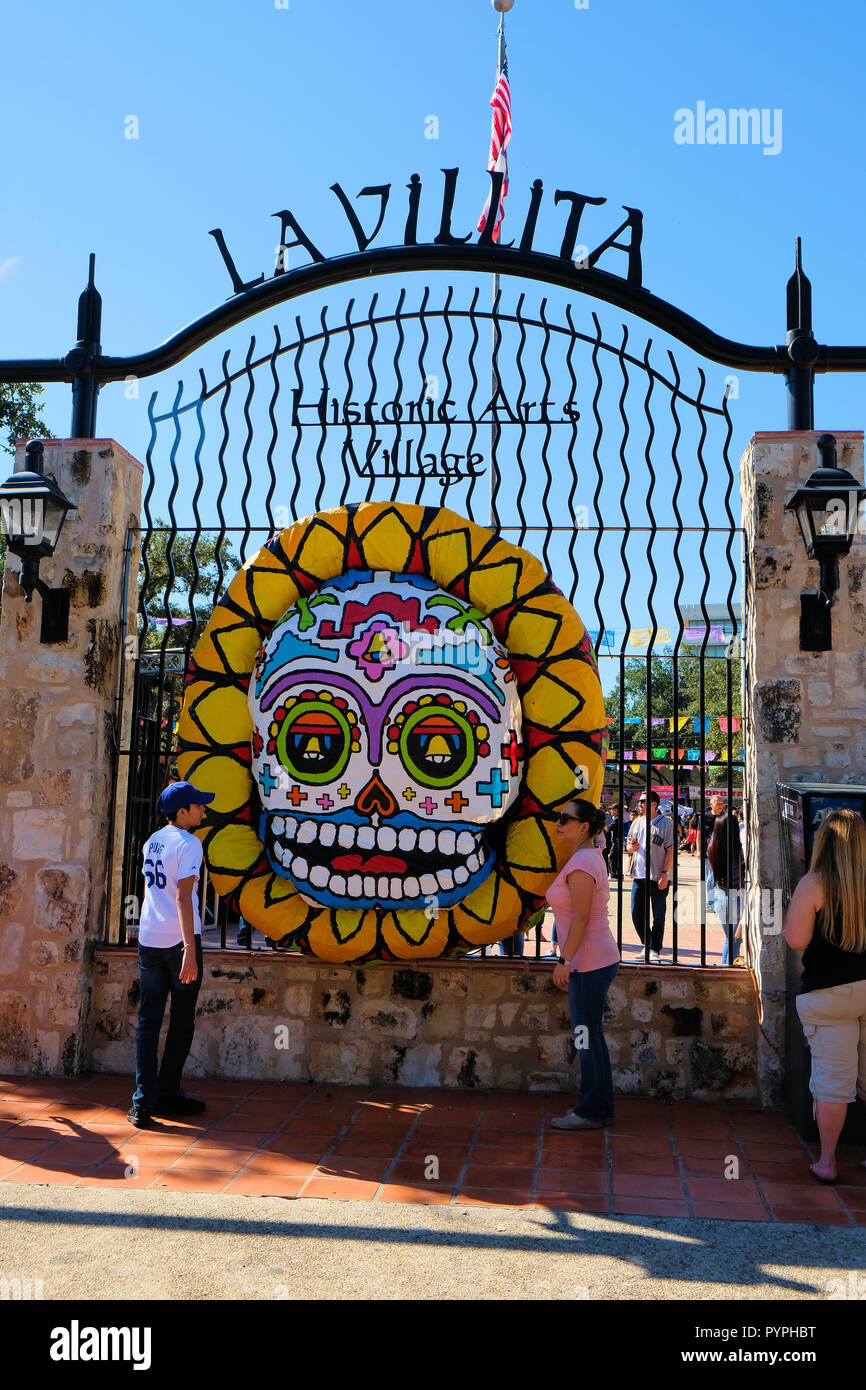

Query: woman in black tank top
783 808 866 1184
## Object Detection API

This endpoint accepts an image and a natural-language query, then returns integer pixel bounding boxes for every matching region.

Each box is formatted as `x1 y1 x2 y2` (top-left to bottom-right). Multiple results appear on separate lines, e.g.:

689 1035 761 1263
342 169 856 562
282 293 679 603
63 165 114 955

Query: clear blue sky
2 0 865 692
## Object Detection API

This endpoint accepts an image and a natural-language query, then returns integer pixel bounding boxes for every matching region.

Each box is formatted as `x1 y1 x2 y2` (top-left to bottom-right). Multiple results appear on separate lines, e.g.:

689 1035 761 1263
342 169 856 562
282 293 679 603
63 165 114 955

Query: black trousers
630 879 669 954
132 937 203 1111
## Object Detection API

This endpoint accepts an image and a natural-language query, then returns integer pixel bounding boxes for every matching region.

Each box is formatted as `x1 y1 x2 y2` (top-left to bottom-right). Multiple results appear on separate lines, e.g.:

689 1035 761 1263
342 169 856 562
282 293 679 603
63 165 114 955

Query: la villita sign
208 169 643 480
209 167 644 291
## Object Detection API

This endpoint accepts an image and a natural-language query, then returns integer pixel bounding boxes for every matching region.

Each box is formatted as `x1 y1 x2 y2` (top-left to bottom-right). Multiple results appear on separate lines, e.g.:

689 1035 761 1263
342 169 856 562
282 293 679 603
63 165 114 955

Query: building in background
681 602 742 658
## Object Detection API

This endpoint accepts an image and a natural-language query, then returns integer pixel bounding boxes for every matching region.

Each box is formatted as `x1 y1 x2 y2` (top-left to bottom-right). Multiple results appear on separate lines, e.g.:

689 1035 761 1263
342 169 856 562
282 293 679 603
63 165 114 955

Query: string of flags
586 625 735 650
611 715 741 732
609 748 744 763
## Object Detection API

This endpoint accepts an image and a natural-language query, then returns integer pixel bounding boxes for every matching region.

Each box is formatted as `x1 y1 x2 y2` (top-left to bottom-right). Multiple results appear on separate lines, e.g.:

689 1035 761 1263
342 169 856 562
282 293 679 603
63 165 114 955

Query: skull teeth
267 817 487 901
270 817 482 859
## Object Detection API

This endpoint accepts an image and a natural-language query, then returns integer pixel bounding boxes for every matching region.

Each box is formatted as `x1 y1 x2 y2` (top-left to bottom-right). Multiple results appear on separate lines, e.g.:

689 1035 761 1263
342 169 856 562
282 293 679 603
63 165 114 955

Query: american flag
477 57 512 242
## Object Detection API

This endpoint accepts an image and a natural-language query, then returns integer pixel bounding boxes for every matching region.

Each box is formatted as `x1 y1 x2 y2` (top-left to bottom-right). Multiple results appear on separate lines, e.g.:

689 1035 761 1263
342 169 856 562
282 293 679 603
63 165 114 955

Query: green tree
138 522 241 652
0 383 54 455
134 525 242 774
604 649 743 788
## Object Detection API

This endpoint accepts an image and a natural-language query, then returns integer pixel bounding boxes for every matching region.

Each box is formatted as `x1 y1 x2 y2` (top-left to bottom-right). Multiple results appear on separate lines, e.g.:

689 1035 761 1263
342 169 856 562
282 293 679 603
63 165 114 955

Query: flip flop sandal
809 1164 839 1185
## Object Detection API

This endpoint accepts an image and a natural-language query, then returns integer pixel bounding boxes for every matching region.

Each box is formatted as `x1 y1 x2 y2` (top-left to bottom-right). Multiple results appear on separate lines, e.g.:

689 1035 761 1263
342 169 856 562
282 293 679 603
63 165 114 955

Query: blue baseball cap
158 781 215 817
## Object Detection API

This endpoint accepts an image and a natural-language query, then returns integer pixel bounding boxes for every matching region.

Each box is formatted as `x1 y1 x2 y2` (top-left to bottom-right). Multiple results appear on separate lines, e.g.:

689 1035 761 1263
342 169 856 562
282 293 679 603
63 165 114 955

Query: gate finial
786 236 812 335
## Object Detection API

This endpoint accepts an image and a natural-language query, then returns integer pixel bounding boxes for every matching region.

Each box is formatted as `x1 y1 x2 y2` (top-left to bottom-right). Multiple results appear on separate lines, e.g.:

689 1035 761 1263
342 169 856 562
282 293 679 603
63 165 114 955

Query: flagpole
489 1 510 528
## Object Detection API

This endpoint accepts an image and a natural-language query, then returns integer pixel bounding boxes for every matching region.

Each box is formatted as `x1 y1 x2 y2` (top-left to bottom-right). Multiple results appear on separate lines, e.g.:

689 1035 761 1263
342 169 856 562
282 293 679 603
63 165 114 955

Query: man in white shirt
626 790 674 964
128 781 214 1128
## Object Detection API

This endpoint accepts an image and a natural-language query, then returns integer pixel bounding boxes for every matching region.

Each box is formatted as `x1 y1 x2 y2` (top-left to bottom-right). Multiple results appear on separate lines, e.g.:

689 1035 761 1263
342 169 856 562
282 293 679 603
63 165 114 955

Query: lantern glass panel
815 495 851 540
794 500 815 553
40 496 68 550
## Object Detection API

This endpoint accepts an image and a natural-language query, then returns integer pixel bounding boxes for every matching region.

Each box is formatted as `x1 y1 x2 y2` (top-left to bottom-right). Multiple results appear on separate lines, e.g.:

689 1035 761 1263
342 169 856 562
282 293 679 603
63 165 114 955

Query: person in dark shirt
784 808 866 1184
707 812 745 965
606 805 622 878
703 793 726 888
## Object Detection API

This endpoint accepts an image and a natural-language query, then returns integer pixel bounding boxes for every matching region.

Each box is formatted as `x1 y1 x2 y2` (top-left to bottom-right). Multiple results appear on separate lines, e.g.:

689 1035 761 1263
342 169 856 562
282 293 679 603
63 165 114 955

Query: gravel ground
1 1182 863 1301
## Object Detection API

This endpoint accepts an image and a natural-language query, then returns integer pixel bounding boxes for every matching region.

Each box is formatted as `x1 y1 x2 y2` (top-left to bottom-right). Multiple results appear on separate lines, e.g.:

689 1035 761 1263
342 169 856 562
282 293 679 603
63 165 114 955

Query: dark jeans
568 962 619 1121
498 930 525 957
132 937 203 1112
631 878 669 954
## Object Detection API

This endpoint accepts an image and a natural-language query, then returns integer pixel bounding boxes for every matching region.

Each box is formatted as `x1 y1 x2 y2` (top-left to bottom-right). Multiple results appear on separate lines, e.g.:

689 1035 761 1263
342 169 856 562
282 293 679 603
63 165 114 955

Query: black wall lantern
785 433 866 651
0 440 77 643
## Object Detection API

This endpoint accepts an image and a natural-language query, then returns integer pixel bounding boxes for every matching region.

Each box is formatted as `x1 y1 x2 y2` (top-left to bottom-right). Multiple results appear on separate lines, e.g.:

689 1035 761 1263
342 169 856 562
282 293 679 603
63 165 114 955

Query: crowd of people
127 782 866 1169
543 796 866 1167
594 789 745 966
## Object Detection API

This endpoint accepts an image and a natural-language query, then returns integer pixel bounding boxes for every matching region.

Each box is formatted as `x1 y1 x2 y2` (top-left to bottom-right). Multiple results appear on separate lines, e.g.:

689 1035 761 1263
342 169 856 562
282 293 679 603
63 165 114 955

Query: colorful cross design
500 731 524 775
316 794 335 811
258 763 279 796
477 768 509 808
337 783 352 800
402 788 416 801
445 789 469 813
287 785 308 807
418 796 438 816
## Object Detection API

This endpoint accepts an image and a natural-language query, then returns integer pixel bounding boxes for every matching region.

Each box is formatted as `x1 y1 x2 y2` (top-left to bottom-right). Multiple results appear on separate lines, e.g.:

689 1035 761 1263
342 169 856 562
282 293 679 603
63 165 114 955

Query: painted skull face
248 569 523 911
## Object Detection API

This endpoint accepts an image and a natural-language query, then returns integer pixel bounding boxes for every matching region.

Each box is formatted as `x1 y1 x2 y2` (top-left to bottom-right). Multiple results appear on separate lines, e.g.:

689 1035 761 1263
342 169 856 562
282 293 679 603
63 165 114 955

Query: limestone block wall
740 430 866 1106
0 440 143 1074
89 952 758 1099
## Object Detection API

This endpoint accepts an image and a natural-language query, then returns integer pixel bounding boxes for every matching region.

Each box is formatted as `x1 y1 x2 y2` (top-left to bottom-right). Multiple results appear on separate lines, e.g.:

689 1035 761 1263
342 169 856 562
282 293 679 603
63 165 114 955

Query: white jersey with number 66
138 825 203 948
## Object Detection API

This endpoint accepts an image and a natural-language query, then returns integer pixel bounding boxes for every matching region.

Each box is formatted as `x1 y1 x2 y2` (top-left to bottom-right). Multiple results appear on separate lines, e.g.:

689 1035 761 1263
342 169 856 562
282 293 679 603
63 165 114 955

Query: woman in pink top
546 798 621 1131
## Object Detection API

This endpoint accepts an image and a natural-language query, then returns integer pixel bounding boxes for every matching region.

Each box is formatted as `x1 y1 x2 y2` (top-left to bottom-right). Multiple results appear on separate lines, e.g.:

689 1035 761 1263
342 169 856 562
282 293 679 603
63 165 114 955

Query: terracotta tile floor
1 1075 864 1223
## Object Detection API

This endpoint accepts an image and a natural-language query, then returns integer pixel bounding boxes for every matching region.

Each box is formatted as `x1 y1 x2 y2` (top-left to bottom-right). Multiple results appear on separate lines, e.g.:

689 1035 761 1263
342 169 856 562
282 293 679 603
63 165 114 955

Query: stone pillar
0 439 142 1074
740 429 866 1107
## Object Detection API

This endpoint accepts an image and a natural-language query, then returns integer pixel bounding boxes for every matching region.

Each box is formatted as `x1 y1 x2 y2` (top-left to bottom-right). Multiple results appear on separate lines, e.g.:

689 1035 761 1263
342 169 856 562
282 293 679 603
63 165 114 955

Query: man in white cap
128 780 214 1128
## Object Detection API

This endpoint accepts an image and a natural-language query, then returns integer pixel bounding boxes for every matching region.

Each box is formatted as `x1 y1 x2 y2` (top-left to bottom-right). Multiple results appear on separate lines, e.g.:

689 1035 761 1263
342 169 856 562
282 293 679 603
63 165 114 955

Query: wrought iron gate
103 276 747 960
4 172 863 963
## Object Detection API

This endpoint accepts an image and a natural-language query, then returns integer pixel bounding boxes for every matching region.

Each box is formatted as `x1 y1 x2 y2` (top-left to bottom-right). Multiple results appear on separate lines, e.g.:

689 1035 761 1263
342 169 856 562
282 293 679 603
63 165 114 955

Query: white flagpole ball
492 0 514 11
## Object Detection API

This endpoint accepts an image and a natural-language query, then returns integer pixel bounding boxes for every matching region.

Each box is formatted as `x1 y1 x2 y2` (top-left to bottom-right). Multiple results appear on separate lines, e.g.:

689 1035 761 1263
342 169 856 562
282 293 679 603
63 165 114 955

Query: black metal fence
105 280 746 965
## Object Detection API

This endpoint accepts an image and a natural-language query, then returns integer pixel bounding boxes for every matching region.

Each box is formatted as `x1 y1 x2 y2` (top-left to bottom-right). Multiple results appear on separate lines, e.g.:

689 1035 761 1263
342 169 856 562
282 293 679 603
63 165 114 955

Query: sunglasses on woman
557 812 582 825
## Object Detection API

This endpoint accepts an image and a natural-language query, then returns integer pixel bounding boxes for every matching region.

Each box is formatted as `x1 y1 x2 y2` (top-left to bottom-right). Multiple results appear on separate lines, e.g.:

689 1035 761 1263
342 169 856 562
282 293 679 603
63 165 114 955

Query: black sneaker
152 1091 207 1116
127 1106 154 1129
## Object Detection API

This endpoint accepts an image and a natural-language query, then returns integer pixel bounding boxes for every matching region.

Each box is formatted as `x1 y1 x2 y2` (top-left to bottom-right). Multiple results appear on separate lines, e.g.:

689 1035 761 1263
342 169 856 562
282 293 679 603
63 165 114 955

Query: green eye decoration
274 699 356 784
394 705 478 788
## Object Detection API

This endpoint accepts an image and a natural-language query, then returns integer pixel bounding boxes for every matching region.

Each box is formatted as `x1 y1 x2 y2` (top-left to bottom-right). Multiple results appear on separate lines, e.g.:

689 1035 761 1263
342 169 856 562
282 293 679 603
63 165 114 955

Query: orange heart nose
354 774 398 819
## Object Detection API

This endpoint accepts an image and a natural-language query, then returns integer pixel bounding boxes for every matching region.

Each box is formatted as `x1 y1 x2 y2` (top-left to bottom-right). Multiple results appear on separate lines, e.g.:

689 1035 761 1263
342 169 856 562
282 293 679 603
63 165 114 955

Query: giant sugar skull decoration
249 571 523 913
177 503 608 961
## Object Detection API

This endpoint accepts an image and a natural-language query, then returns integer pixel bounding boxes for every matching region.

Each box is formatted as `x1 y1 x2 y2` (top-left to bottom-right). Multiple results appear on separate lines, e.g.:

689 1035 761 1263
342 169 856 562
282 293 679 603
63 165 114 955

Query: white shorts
796 979 866 1105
